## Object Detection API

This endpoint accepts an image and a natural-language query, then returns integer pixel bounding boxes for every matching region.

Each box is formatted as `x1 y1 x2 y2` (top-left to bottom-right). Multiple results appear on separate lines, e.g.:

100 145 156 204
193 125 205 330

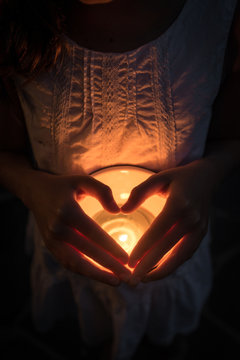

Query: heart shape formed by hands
79 165 166 271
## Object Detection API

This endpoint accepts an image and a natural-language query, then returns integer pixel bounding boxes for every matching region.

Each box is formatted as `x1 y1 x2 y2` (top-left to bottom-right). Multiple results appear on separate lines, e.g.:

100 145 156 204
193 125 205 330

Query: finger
128 195 181 267
121 174 170 213
141 231 202 282
132 220 190 278
64 201 129 264
58 226 131 281
73 176 120 213
131 211 203 277
57 241 121 286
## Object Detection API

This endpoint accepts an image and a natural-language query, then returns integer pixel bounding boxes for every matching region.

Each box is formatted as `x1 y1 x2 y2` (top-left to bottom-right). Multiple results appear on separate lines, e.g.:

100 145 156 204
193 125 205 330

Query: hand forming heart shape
79 165 167 273
79 159 214 286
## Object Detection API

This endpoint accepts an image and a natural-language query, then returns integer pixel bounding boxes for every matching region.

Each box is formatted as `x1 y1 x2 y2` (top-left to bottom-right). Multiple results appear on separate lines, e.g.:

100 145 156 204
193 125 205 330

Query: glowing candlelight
79 165 166 270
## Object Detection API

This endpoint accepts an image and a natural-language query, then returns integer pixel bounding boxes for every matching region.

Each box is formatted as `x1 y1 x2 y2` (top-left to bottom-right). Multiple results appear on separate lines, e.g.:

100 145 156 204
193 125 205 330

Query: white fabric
14 0 237 359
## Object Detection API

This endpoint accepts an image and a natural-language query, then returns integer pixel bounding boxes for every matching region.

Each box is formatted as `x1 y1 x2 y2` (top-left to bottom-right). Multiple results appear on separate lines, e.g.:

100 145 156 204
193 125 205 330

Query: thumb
121 173 170 213
74 176 120 213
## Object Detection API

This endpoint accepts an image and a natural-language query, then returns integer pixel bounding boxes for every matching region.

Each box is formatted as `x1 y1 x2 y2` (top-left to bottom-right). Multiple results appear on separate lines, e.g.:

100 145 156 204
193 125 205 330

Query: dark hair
0 0 70 81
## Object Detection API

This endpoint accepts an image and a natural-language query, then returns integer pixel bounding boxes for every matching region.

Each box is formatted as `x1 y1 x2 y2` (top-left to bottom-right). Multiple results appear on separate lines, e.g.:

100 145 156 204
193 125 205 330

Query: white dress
14 0 237 359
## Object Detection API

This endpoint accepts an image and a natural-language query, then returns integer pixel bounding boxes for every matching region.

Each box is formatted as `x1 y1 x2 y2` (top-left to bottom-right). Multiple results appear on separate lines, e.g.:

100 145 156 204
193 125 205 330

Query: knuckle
173 195 190 213
56 205 65 216
180 197 191 211
48 221 60 234
56 201 71 218
186 210 201 227
47 220 65 239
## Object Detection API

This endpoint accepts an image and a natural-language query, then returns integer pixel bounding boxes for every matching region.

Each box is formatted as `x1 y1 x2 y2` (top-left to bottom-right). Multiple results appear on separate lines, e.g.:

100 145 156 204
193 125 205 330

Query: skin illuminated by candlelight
79 166 167 273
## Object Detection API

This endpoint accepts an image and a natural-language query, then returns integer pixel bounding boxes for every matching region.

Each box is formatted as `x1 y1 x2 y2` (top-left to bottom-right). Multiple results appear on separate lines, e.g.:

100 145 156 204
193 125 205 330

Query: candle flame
120 193 130 200
118 234 128 242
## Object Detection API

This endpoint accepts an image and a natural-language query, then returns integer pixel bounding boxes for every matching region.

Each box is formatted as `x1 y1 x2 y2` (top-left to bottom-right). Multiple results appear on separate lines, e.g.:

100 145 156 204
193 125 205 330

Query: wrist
20 169 54 209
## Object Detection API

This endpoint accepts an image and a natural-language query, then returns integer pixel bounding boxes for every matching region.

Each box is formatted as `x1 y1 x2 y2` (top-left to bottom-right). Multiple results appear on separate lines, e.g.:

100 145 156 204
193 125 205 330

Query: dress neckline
64 0 191 56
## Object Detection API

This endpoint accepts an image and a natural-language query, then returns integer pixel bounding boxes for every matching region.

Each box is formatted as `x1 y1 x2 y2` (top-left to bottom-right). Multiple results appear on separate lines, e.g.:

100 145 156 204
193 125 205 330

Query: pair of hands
29 159 217 287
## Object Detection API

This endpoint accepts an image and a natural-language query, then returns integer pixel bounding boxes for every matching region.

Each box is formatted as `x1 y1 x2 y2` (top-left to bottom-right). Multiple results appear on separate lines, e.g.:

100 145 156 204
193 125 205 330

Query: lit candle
79 166 166 270
93 205 155 255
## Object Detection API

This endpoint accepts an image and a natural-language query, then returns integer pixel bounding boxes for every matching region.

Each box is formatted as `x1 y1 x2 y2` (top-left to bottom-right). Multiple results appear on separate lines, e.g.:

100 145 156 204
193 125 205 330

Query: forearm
0 150 47 208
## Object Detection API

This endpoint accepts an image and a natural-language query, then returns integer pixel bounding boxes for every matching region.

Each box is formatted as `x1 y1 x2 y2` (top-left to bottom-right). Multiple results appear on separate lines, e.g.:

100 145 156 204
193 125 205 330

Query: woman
0 0 240 359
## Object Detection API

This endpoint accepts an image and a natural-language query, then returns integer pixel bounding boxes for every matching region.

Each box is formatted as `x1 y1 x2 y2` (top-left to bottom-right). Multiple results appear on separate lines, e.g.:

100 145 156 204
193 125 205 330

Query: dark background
0 166 240 359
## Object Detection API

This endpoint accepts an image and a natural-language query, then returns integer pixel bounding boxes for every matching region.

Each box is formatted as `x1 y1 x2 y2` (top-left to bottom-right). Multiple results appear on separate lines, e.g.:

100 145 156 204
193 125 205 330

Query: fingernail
119 273 131 282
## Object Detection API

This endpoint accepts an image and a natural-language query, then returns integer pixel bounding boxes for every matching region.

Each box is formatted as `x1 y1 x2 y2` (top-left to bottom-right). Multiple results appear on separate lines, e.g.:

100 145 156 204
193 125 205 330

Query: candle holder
79 165 166 269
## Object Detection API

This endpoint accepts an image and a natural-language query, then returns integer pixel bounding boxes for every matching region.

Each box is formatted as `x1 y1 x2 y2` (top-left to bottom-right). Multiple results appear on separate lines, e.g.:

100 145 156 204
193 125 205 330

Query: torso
65 0 187 53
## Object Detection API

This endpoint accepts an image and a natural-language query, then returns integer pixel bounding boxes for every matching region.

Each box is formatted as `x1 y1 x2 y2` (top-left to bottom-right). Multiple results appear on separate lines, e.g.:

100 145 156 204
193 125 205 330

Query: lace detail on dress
51 46 75 173
152 38 177 168
94 54 129 167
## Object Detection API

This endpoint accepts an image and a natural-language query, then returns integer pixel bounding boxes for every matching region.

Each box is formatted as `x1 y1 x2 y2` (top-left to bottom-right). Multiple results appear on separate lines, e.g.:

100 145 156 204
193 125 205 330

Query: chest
65 0 187 53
